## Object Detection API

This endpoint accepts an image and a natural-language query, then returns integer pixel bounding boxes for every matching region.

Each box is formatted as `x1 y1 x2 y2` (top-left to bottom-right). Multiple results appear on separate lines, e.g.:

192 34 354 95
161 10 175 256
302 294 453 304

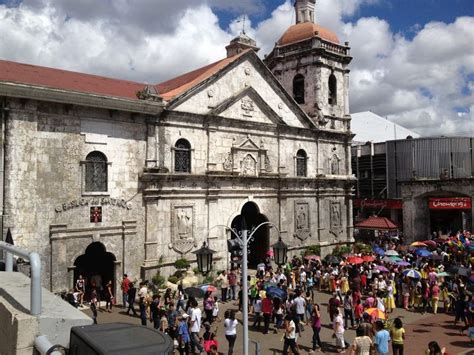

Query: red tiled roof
0 50 249 103
0 59 145 100
156 50 249 101
355 216 399 230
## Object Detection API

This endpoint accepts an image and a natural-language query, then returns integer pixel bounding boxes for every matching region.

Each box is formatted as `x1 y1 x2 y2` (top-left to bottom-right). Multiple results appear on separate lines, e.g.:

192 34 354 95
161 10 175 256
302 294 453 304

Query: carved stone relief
169 204 196 254
222 135 273 176
241 154 257 176
241 97 255 116
330 201 342 239
294 201 311 241
223 152 233 171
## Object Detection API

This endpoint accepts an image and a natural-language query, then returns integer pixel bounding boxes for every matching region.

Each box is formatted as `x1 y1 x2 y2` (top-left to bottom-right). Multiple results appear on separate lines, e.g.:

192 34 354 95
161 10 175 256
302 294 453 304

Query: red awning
355 216 399 230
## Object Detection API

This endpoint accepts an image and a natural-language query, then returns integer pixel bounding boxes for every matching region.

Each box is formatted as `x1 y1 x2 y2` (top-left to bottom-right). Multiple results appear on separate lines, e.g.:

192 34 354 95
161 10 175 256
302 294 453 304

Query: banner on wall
428 197 471 210
353 199 403 209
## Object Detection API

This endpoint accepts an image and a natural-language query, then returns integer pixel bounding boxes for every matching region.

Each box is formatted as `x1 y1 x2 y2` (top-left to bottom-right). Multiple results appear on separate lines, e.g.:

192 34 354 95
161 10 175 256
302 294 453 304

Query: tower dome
277 22 339 46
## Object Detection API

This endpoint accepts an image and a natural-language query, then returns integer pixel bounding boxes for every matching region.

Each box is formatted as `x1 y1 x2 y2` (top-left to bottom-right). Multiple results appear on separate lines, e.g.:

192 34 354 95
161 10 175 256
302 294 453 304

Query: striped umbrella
365 308 386 320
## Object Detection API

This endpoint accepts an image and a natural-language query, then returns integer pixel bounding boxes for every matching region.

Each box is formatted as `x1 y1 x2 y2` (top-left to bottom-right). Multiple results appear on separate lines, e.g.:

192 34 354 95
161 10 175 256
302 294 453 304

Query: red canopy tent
355 216 399 230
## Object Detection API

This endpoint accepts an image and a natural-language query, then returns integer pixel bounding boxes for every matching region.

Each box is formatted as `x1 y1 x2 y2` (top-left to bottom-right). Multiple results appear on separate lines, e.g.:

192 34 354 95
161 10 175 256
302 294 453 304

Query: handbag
203 339 218 352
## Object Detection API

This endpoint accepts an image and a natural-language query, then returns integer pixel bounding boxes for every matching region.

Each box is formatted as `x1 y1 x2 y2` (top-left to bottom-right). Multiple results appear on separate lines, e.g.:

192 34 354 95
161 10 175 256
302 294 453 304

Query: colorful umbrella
373 247 385 256
415 249 432 257
389 256 403 262
396 261 411 267
411 241 427 248
362 255 376 262
347 256 364 265
422 240 438 248
265 286 287 299
403 269 422 279
200 284 217 293
436 271 451 278
365 308 386 320
375 265 389 273
266 250 274 256
382 256 397 264
384 250 399 256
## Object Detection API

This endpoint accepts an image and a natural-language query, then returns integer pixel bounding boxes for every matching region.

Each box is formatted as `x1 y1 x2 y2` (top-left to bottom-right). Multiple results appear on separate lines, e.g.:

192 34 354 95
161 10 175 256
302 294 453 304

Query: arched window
328 74 337 105
293 74 305 104
85 151 108 192
296 149 307 177
174 139 191 173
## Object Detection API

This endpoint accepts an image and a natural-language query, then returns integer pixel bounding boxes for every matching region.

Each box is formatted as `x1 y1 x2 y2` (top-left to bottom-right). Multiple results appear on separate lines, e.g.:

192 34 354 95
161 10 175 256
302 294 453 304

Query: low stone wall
0 272 93 354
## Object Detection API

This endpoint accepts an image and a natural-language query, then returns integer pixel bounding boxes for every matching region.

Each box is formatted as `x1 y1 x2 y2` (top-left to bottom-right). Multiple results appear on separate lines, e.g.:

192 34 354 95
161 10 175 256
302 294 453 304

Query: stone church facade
0 0 354 292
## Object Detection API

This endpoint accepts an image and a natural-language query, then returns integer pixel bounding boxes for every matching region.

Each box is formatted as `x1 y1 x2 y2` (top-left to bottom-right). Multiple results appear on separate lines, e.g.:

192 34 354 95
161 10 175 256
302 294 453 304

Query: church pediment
209 87 285 125
167 51 316 129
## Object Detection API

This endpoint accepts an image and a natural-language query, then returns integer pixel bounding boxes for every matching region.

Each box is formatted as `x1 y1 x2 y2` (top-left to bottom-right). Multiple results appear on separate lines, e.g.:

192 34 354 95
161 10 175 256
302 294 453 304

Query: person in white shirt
189 299 204 353
224 310 238 354
292 289 306 334
333 309 346 353
282 314 300 354
252 296 263 328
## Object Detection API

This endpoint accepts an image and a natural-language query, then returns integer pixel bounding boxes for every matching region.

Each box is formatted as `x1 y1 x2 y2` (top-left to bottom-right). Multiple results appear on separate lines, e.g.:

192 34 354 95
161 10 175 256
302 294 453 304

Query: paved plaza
81 289 474 354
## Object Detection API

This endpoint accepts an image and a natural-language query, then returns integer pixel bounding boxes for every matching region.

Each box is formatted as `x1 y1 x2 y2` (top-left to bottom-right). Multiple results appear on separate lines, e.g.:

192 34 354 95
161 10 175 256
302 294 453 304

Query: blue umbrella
415 248 432 257
373 247 385 256
265 286 287 299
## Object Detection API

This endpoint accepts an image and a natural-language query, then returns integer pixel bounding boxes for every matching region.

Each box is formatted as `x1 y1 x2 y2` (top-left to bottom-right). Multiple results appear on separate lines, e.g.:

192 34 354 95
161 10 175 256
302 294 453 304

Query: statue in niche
241 154 256 176
223 152 233 171
177 209 191 238
330 154 340 175
296 206 307 230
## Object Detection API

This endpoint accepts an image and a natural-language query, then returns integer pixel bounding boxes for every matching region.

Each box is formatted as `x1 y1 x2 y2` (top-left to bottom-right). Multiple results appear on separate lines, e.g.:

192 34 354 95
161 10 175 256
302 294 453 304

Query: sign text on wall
55 197 132 213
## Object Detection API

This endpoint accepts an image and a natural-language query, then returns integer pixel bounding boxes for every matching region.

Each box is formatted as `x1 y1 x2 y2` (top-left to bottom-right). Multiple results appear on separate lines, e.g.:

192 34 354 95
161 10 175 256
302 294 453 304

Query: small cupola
225 32 260 58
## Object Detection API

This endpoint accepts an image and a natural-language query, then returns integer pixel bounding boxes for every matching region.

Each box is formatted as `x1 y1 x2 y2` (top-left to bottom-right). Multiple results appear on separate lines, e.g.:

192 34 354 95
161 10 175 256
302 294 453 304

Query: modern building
352 136 474 241
0 0 355 293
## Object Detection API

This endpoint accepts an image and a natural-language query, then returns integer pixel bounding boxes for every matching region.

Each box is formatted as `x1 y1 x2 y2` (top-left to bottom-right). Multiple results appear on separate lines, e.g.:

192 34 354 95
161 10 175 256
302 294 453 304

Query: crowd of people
69 229 473 354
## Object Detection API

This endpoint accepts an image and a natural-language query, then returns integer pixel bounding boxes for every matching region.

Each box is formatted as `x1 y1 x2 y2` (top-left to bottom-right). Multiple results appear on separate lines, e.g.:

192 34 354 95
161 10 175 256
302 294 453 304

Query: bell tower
264 0 352 131
295 0 316 23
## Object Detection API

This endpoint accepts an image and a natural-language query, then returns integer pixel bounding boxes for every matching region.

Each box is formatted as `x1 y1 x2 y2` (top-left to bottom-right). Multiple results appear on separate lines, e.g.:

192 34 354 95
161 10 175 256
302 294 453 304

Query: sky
0 0 473 137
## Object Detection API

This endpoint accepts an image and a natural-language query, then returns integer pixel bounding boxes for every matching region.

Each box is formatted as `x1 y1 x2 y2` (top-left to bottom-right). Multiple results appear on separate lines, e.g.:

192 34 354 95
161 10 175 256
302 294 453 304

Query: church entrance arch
231 202 269 269
74 242 116 299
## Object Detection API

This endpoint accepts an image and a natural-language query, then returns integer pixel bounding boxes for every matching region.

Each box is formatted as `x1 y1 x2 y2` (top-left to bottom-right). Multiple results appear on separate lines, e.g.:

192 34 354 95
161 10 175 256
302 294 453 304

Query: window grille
85 151 108 192
296 149 307 177
174 139 191 173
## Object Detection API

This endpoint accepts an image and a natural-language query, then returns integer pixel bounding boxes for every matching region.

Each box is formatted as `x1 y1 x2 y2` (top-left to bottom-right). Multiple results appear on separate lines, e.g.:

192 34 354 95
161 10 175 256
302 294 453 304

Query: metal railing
1 241 42 315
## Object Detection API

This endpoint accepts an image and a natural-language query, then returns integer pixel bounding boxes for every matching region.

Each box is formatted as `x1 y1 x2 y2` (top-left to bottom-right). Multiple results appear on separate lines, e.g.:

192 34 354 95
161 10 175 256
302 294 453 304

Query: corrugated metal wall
387 137 473 198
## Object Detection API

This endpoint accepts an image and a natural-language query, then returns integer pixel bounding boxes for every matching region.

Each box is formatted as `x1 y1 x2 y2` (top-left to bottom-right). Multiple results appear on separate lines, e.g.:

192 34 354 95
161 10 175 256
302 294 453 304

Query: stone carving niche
294 201 311 241
169 204 196 254
222 135 273 176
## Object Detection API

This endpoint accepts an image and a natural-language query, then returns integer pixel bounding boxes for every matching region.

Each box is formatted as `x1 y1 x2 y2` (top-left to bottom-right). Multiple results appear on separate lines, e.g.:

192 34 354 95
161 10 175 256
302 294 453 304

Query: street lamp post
194 220 283 355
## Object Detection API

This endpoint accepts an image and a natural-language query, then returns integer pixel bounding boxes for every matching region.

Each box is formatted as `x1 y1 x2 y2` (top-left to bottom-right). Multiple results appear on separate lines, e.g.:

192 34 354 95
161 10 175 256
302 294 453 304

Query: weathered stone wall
3 99 147 291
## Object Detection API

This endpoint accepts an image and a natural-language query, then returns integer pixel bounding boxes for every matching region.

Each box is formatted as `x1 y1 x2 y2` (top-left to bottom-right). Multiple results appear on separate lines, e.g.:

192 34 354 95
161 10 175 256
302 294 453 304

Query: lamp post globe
272 237 288 266
193 242 215 275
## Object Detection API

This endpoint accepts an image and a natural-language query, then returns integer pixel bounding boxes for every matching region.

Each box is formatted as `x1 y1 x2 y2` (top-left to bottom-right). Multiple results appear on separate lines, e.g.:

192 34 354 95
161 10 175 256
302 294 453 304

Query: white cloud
0 0 472 136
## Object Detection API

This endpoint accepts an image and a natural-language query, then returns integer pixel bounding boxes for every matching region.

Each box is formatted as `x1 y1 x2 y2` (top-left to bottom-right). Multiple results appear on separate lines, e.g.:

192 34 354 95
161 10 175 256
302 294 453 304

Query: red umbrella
347 256 364 265
422 240 437 248
362 255 375 262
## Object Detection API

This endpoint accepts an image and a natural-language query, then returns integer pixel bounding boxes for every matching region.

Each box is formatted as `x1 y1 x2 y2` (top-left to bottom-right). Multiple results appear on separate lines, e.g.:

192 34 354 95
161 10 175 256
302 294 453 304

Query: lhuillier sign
428 197 471 210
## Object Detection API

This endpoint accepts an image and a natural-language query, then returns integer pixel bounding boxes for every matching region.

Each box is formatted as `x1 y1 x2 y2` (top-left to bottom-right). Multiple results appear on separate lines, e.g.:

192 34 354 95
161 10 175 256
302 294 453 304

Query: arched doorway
74 242 116 299
231 202 269 268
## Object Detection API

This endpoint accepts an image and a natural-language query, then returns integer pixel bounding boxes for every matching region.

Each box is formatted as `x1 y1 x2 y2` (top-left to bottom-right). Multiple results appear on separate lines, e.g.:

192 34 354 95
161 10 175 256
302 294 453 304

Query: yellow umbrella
410 241 427 247
365 308 386 320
